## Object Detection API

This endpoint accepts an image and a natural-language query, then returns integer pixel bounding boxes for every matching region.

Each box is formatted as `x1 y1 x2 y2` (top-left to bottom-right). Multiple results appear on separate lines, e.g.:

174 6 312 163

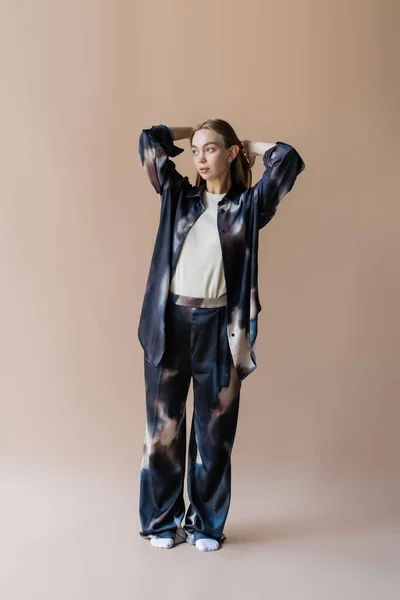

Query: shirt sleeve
250 142 305 229
138 124 186 195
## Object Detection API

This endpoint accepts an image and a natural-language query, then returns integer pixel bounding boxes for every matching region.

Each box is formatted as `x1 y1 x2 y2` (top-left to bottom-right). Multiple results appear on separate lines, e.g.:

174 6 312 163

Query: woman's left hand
241 140 257 169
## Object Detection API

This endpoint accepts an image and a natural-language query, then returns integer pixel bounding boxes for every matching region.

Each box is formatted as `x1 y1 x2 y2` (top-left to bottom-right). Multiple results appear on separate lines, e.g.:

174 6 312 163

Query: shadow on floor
224 511 399 545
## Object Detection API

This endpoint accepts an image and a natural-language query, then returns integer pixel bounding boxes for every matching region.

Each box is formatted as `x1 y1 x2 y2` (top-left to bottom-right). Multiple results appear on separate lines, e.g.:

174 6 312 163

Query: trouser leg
139 300 191 539
184 305 241 544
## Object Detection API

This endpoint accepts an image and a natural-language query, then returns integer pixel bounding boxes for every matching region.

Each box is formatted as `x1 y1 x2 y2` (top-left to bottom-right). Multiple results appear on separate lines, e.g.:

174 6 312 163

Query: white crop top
169 189 227 298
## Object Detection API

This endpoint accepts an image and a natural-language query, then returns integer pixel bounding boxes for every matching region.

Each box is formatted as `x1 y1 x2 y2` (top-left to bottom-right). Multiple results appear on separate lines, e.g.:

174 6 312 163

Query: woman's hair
190 119 252 189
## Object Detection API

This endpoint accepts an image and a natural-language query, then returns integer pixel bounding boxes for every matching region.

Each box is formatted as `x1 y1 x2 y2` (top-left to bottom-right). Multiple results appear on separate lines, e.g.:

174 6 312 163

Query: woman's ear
229 144 240 161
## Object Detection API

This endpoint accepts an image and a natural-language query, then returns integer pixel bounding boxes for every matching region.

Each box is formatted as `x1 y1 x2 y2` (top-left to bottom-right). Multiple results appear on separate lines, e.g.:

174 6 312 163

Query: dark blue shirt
138 124 305 381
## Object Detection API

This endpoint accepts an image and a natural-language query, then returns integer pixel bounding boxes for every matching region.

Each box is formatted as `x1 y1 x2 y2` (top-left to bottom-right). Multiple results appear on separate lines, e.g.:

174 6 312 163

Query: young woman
137 119 305 551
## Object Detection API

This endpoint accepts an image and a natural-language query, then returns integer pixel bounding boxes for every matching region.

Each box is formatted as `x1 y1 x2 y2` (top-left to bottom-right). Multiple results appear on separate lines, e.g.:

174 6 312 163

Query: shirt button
231 333 235 336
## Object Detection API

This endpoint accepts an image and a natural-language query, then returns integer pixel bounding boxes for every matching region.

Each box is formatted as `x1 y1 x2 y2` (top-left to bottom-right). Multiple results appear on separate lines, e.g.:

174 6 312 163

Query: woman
137 119 305 551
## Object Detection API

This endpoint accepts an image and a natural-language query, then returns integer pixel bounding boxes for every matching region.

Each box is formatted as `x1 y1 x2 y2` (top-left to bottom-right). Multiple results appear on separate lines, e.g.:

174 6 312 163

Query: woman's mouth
199 168 209 173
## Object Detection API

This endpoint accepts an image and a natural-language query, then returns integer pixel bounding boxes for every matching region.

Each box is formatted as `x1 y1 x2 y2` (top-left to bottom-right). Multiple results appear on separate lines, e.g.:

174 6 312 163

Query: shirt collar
186 180 245 204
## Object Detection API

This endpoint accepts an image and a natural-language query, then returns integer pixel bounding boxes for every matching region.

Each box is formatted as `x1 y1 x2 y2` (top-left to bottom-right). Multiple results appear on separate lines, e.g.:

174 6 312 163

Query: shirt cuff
146 124 185 158
263 141 305 173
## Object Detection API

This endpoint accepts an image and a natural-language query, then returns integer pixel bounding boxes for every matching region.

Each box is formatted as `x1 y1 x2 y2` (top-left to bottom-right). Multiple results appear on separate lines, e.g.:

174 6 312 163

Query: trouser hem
184 529 227 545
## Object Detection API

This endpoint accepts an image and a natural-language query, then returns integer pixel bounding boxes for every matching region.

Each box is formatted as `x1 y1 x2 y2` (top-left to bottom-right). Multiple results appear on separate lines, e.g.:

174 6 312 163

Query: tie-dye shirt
138 124 305 381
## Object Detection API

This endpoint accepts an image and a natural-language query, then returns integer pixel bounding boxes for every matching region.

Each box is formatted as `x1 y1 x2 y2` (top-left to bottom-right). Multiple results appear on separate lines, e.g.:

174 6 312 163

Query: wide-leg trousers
139 291 242 545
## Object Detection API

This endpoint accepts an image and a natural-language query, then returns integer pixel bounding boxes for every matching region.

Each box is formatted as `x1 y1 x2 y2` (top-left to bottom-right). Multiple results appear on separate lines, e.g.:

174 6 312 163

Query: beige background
1 0 399 598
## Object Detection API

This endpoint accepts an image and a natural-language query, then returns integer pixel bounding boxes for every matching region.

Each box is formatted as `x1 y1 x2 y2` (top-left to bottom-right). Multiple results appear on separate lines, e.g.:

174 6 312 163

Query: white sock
150 537 174 549
196 538 220 552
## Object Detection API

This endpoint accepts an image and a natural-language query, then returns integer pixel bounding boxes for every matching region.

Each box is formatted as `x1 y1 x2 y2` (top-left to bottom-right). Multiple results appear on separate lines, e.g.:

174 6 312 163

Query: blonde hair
190 119 252 189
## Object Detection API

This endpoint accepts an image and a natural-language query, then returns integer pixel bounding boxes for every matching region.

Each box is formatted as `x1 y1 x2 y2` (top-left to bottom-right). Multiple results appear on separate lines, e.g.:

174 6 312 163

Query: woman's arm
242 140 276 168
138 125 188 195
243 139 306 229
169 127 192 141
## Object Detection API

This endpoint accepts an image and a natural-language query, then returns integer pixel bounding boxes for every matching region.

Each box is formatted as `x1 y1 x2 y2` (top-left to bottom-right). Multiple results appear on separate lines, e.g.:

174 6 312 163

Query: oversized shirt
137 124 305 381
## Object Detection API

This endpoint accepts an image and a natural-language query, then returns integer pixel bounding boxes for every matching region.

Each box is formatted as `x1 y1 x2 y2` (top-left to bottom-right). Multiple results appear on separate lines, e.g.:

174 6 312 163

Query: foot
150 537 174 549
195 538 220 552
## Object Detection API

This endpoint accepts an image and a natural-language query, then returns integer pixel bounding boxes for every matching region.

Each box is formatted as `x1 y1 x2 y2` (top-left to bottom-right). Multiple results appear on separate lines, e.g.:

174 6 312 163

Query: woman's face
191 129 238 181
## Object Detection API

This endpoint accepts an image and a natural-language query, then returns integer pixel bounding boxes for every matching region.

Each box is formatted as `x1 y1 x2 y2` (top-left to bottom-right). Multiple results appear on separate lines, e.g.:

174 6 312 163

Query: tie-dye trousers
139 291 241 545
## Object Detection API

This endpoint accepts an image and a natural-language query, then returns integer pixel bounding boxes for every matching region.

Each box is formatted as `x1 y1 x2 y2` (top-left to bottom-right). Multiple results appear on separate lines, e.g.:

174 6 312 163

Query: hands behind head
240 140 257 169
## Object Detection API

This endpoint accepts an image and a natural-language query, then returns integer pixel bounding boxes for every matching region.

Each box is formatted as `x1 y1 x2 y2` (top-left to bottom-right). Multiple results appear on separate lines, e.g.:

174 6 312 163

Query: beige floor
2 469 399 600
